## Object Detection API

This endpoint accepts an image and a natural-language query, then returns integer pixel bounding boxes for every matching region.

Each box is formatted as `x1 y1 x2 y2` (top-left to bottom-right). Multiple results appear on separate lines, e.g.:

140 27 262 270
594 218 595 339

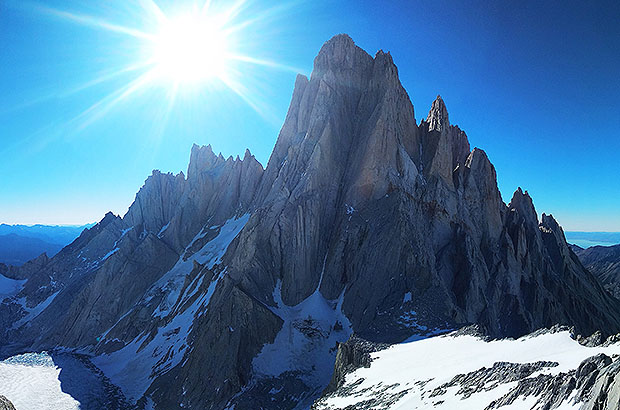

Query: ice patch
253 266 352 389
0 274 26 300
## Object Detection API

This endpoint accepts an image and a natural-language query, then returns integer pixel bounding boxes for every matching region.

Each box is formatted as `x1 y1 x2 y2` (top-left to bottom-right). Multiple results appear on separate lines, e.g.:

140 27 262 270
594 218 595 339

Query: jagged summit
188 143 261 181
426 95 450 132
314 33 362 62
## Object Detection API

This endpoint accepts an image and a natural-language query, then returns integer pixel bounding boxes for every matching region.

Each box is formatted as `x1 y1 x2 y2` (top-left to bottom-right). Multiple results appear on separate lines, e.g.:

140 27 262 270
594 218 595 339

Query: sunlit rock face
2 34 620 410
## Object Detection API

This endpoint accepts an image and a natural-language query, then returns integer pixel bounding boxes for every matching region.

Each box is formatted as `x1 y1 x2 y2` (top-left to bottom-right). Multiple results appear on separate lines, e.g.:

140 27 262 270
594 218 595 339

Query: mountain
0 234 62 266
572 244 620 299
0 224 93 246
1 34 620 409
0 224 92 266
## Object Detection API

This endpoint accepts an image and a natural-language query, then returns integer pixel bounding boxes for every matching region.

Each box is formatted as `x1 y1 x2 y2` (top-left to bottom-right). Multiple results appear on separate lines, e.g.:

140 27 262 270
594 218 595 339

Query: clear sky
1 0 619 230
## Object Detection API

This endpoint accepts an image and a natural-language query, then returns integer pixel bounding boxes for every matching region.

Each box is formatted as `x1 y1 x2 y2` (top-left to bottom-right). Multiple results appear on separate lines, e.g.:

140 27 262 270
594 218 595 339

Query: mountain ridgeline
572 244 620 299
0 224 91 266
1 34 619 409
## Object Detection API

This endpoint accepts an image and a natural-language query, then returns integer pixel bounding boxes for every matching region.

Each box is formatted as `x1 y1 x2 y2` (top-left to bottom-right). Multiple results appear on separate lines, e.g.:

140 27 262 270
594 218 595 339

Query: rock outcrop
1 34 620 409
0 396 15 410
323 335 389 395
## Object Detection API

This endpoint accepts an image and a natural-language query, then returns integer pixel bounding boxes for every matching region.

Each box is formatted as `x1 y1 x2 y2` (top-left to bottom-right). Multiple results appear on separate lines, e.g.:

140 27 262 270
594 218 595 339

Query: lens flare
151 14 230 83
23 0 307 132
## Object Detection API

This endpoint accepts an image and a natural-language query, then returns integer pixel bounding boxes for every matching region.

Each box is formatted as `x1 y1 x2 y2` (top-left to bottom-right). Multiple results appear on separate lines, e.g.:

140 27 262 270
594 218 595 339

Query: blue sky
0 0 619 230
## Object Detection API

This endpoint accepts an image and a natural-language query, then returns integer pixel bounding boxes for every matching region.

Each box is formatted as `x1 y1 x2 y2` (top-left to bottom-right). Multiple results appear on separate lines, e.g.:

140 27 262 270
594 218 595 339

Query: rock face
323 335 389 395
1 34 620 409
0 396 15 410
572 244 620 298
582 358 620 410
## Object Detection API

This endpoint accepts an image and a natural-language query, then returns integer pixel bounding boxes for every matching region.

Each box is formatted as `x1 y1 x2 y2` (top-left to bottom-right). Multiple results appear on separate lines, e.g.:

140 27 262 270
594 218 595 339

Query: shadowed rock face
572 244 620 298
1 34 620 409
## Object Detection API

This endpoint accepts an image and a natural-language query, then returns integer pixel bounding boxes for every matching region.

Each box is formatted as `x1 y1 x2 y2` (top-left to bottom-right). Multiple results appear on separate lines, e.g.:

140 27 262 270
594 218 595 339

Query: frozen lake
0 352 129 410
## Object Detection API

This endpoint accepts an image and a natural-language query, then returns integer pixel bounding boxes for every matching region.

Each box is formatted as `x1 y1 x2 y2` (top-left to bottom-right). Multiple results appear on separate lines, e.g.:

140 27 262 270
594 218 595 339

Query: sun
150 14 230 84
32 0 302 130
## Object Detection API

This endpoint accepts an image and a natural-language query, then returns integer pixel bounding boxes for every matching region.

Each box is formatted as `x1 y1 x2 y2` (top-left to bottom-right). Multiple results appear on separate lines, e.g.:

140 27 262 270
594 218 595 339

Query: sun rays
21 0 305 134
149 13 231 83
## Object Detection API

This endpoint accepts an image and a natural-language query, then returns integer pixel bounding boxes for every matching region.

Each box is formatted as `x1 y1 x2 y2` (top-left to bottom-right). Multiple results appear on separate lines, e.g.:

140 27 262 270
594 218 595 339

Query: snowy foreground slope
314 329 620 410
0 352 126 410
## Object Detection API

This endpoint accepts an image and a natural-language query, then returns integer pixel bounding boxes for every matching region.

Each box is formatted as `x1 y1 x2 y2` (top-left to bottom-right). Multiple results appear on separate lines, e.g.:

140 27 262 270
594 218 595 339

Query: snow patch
157 222 170 238
13 291 61 328
150 213 250 318
92 270 226 403
253 271 352 389
120 226 133 238
101 248 119 261
0 274 26 301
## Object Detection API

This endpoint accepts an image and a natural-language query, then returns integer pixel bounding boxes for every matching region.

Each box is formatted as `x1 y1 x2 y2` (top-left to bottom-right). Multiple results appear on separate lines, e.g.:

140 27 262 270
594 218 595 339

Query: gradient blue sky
1 0 619 230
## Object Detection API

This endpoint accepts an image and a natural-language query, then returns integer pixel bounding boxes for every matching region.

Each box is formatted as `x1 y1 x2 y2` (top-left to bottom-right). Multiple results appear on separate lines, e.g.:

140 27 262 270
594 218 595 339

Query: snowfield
0 352 126 410
0 274 25 300
315 330 620 409
0 353 79 410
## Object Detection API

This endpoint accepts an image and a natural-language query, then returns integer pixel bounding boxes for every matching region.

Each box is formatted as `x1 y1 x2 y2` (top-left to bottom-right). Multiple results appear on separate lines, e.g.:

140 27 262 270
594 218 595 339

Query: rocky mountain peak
426 95 450 132
540 213 568 248
541 213 561 231
188 143 218 180
99 211 120 228
243 148 253 161
311 33 374 85
508 187 537 221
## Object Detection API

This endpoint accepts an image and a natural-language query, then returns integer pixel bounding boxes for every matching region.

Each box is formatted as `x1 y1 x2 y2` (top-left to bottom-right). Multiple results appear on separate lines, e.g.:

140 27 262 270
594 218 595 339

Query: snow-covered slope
0 352 126 410
0 274 25 300
91 214 251 402
315 329 620 409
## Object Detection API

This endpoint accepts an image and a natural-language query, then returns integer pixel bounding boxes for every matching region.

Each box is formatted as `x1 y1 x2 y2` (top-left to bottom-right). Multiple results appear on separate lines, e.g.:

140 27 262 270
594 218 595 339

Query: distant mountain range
565 231 620 248
0 224 93 266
